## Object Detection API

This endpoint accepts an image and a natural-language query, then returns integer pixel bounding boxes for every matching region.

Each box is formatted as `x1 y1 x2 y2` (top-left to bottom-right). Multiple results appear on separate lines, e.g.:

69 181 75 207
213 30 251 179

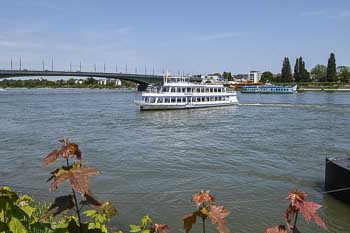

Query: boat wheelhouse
240 84 297 94
134 76 238 110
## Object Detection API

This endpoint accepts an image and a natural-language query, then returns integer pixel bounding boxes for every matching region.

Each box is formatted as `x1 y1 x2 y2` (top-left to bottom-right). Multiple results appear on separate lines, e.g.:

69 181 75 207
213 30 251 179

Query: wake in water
239 103 323 108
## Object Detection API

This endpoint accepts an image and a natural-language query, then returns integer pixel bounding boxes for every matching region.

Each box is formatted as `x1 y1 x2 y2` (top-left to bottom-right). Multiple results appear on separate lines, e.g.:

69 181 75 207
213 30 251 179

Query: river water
0 89 349 233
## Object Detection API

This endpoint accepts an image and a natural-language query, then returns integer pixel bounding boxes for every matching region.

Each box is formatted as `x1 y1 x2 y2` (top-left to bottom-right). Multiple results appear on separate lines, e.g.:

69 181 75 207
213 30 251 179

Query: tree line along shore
1 53 349 90
0 77 137 89
257 53 350 86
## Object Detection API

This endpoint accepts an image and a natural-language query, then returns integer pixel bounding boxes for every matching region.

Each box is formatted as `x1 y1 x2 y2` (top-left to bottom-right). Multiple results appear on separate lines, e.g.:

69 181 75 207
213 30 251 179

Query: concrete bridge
0 69 164 91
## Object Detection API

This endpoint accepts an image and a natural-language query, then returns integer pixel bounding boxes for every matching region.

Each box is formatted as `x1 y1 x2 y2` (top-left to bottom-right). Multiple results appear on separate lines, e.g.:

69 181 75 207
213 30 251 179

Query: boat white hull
135 100 238 110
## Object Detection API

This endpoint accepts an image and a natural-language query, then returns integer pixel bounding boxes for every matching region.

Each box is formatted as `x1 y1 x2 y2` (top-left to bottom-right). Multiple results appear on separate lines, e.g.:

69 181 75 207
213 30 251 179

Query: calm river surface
1 89 349 233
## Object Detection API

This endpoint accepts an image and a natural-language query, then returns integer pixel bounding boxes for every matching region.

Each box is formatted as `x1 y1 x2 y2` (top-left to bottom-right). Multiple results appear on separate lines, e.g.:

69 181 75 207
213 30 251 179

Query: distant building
248 71 262 83
206 73 222 82
233 74 249 82
98 79 122 86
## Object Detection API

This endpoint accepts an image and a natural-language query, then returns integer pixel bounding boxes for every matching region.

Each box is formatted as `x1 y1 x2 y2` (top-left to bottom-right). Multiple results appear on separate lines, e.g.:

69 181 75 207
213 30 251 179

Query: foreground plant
183 190 230 233
285 189 327 232
43 138 117 233
263 225 288 233
129 215 170 233
264 189 328 233
0 186 51 232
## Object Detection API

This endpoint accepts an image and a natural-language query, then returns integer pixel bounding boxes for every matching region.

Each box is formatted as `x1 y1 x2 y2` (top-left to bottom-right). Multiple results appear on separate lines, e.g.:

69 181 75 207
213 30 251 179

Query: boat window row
243 87 290 92
162 87 226 93
143 96 230 103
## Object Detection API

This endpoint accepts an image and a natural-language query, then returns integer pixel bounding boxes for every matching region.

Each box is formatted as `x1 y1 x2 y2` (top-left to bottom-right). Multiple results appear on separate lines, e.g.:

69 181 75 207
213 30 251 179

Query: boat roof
328 157 350 170
241 85 295 88
163 82 224 87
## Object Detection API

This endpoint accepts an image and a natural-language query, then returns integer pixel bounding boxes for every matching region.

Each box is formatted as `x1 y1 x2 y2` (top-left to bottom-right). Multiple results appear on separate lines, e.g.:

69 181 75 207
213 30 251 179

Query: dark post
115 64 118 73
42 60 45 71
104 63 106 73
70 62 72 72
80 61 81 72
94 64 96 72
10 58 13 70
19 57 22 70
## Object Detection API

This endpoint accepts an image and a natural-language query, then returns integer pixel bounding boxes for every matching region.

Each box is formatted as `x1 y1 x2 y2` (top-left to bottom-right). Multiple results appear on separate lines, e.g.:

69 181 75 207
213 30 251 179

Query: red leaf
155 224 171 233
263 225 288 233
49 163 99 194
43 139 82 166
208 205 231 233
297 201 328 230
287 189 307 207
192 190 215 207
183 211 200 233
286 189 328 231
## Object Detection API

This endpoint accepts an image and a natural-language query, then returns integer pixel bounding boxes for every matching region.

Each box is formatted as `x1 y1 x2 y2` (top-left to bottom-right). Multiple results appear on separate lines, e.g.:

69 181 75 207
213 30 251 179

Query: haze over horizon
0 0 349 75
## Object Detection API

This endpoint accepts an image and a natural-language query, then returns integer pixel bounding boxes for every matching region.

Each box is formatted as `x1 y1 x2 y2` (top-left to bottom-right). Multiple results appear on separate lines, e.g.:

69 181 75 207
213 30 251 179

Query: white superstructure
134 75 238 110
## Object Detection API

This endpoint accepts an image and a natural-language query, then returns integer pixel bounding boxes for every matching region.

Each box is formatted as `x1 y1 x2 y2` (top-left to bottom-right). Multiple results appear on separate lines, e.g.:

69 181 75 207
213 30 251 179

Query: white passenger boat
134 75 239 110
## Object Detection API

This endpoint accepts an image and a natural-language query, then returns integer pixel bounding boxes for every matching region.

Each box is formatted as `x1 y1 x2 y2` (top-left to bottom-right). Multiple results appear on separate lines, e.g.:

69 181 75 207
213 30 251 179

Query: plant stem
66 158 83 233
293 211 299 233
202 217 206 233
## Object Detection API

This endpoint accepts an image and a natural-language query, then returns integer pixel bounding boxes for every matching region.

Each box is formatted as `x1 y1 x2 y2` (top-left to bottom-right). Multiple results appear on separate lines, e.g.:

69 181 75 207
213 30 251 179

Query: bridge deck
0 70 164 85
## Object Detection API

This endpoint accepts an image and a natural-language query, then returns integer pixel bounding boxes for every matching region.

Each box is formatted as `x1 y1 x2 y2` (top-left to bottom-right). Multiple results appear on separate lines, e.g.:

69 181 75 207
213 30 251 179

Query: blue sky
0 0 349 74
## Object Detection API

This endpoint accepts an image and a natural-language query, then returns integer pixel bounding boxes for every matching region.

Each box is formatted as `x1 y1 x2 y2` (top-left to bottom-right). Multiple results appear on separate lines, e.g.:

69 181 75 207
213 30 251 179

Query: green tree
294 58 300 82
311 64 327 82
223 72 233 81
294 57 310 82
281 57 293 82
67 78 76 86
337 66 350 83
85 77 97 85
326 53 337 82
260 71 273 83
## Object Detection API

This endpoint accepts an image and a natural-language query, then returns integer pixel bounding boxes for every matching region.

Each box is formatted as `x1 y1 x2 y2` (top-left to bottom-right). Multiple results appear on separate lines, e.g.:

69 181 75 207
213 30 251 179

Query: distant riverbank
298 87 350 91
297 84 350 91
1 87 136 90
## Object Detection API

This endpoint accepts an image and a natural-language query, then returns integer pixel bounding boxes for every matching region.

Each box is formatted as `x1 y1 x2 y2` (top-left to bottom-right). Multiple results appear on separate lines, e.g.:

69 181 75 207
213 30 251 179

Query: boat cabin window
158 98 163 103
171 98 176 103
165 98 170 103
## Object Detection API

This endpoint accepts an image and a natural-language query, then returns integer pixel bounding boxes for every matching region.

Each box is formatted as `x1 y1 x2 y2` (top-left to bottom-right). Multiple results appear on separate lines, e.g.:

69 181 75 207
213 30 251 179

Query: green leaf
84 209 98 217
8 217 27 233
20 205 35 218
88 222 101 229
140 215 152 228
0 221 9 231
11 205 30 221
29 221 52 232
141 230 150 233
129 224 141 232
101 224 108 233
